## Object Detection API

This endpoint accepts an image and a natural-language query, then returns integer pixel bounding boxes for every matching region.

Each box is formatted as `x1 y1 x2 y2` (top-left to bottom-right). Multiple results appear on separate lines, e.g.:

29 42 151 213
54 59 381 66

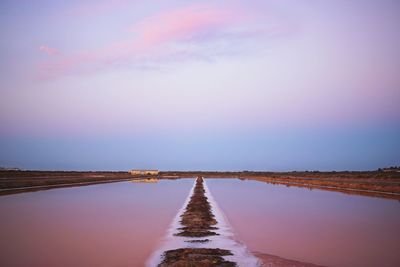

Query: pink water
207 178 400 267
0 179 193 267
1 178 399 267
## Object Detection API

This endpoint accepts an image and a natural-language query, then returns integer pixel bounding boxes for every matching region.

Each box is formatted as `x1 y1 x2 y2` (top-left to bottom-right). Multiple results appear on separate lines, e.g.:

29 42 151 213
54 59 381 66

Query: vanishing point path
148 177 260 267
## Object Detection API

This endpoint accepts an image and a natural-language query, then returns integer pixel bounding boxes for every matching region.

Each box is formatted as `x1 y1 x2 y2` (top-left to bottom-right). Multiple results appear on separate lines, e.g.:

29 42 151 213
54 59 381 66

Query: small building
129 169 159 176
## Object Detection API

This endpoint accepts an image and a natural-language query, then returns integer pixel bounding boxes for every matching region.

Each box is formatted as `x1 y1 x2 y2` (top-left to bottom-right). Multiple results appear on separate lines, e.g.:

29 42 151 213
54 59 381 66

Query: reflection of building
129 170 159 176
382 167 400 172
131 178 159 183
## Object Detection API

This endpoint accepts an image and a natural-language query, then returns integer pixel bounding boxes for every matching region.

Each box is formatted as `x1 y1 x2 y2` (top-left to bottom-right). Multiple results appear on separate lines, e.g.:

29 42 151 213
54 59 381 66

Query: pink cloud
39 45 60 56
130 4 240 48
37 3 289 80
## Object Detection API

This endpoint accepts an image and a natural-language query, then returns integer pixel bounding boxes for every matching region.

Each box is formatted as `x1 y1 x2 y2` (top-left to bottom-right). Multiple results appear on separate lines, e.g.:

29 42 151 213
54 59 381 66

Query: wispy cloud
129 4 239 47
37 3 290 80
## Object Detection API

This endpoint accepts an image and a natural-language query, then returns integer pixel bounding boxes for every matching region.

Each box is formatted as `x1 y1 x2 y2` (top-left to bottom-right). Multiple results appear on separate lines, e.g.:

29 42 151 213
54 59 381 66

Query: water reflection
206 178 400 267
131 178 159 183
0 179 193 267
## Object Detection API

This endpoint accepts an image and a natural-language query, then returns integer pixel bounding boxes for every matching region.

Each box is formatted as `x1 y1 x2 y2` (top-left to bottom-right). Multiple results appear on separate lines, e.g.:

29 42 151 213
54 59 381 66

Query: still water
207 178 400 267
0 179 193 267
1 178 399 267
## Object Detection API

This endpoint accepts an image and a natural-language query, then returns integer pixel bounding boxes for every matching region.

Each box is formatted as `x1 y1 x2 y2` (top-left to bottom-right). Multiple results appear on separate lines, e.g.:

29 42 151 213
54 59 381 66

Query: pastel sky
0 0 399 171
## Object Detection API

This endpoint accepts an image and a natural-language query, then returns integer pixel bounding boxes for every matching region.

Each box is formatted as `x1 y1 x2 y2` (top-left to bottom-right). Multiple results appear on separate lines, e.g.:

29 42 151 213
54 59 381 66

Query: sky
0 0 399 171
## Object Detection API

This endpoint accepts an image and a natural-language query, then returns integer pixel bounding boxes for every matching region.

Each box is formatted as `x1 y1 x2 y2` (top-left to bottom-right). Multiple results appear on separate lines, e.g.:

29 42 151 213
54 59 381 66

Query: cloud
129 4 239 47
39 45 60 56
37 3 292 80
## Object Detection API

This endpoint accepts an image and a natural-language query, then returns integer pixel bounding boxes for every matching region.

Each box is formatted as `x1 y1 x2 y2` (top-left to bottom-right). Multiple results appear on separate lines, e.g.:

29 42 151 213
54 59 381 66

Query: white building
129 170 159 176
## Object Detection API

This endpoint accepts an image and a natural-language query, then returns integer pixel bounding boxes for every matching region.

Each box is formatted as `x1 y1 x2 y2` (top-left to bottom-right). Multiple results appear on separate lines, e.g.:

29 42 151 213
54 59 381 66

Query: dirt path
158 177 237 266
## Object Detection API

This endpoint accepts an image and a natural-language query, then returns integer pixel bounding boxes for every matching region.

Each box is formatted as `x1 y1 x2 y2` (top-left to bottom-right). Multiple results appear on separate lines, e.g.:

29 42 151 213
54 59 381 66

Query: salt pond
1 178 399 267
207 178 400 267
0 179 193 267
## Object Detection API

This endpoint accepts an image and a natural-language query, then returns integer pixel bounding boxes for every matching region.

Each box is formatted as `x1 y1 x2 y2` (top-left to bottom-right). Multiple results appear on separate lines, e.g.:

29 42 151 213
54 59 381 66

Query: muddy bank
3 170 399 199
176 177 218 238
0 171 158 195
159 171 400 200
158 248 236 267
244 176 400 200
158 177 237 267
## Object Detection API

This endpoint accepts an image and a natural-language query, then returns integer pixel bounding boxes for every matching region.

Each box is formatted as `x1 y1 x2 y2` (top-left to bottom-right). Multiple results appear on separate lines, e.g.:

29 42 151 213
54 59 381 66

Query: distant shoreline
1 170 399 199
163 171 400 200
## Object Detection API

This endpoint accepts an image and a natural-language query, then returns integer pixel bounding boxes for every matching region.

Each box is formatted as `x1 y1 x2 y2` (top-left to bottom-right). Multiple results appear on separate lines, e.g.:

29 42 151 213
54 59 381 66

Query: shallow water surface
0 179 193 267
206 178 400 267
1 178 399 267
